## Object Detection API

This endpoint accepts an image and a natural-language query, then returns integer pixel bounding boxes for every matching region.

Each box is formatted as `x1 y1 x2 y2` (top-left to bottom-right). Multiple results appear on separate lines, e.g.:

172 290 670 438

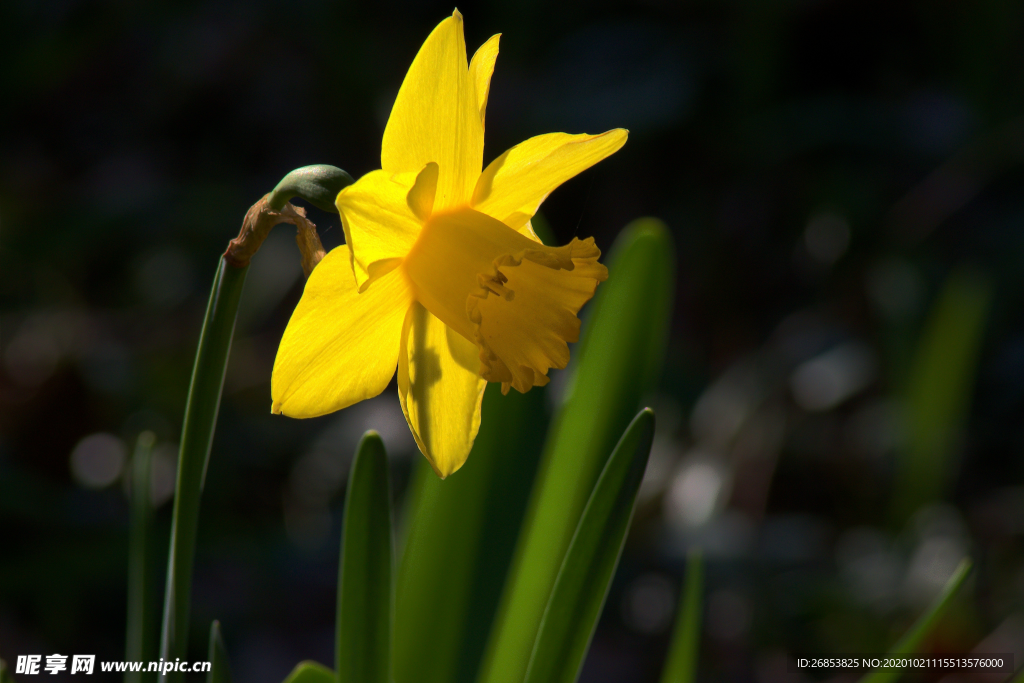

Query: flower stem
154 165 349 682
158 257 248 683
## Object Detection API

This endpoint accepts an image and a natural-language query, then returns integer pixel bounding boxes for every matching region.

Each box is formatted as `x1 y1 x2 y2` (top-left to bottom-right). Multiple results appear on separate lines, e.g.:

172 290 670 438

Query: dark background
2 1 1024 681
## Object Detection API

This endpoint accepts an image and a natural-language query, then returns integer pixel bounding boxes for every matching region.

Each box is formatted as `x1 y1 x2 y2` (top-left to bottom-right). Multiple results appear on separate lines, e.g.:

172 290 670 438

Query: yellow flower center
403 206 607 394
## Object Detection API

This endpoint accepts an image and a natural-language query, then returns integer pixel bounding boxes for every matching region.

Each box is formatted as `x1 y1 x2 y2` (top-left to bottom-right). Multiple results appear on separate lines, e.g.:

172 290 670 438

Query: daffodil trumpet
272 11 627 477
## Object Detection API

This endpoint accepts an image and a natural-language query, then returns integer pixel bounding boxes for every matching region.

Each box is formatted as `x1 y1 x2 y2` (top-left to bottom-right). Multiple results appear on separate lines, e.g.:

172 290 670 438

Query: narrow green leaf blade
393 384 546 683
206 621 231 683
523 408 655 683
282 661 335 683
159 258 248 683
660 550 704 683
126 431 156 683
336 432 393 683
893 269 991 523
859 558 973 683
481 218 675 683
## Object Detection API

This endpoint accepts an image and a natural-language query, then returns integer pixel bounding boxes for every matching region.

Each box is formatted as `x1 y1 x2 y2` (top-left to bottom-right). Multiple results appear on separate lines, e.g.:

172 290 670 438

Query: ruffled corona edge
466 236 608 394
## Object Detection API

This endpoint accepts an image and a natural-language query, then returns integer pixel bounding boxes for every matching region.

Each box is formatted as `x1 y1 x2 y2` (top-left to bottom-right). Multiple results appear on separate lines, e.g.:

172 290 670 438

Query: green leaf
0 658 15 683
892 269 991 523
660 550 704 683
480 218 675 683
529 211 556 246
523 409 655 683
206 621 231 683
159 258 248 683
859 558 972 683
336 432 393 683
126 431 156 683
268 165 354 213
282 661 335 683
393 384 547 683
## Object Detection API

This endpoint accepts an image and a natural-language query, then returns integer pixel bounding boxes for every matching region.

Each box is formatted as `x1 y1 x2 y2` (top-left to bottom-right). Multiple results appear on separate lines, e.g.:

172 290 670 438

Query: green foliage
0 658 15 683
480 218 675 683
159 258 248 683
126 431 155 683
393 384 547 683
893 269 991 523
336 432 393 683
120 204 991 683
859 558 973 683
660 550 704 683
281 662 334 683
206 621 231 683
523 409 655 683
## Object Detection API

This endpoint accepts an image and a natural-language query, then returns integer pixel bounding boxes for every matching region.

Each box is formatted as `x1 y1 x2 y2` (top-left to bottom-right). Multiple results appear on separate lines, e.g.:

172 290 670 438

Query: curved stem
158 258 248 683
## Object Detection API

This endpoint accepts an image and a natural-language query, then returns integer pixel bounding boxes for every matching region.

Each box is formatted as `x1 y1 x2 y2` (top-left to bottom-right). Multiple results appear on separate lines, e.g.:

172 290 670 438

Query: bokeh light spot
70 433 127 489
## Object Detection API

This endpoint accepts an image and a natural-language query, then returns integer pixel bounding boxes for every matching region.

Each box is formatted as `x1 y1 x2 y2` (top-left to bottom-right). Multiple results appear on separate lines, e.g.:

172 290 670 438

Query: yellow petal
472 129 628 225
336 169 422 291
469 34 500 130
381 10 483 210
272 245 413 418
403 207 607 395
407 162 439 222
397 302 487 478
517 219 543 244
502 211 534 232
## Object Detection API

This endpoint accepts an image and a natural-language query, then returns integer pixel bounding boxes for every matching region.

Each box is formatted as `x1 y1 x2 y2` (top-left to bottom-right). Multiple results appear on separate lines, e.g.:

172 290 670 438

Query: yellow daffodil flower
271 10 627 477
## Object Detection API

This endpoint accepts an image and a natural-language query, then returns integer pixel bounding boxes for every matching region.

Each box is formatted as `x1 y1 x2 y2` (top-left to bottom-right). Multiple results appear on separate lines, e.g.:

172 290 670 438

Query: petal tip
271 400 283 415
424 453 449 479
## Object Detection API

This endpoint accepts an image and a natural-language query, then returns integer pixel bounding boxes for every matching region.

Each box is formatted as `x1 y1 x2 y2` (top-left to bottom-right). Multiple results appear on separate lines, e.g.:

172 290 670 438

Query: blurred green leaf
159 258 248 683
480 218 675 683
206 620 231 683
336 432 393 683
660 549 704 683
126 431 156 683
859 558 972 683
523 409 655 683
393 384 547 683
893 268 991 523
0 658 15 683
529 212 556 245
282 661 334 683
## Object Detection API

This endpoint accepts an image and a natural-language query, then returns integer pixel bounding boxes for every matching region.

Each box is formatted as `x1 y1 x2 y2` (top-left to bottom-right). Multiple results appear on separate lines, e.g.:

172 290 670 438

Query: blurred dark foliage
2 1 1024 682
